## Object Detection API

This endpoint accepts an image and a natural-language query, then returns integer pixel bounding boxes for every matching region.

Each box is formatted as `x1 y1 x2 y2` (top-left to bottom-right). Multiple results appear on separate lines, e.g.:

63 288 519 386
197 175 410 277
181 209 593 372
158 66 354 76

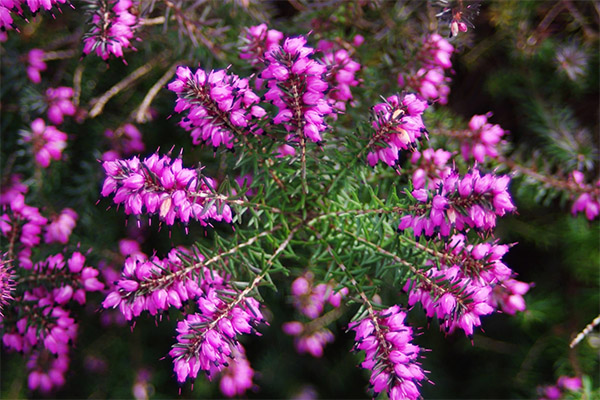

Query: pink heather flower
0 256 15 317
216 345 255 397
26 350 70 393
460 112 507 163
104 123 145 156
404 235 525 337
398 168 515 238
0 174 28 206
4 301 76 394
168 275 264 384
33 252 104 305
366 93 429 167
27 49 47 84
353 34 365 47
400 34 454 104
570 171 600 220
490 278 530 315
239 23 283 66
102 248 206 319
350 305 426 400
410 147 453 190
0 0 67 33
83 0 137 62
44 208 78 244
261 35 332 145
168 66 265 149
101 151 232 227
557 376 582 391
538 376 583 400
1 193 48 250
283 321 335 358
46 87 76 125
317 40 361 112
404 264 494 338
290 273 347 319
435 1 480 38
22 118 67 168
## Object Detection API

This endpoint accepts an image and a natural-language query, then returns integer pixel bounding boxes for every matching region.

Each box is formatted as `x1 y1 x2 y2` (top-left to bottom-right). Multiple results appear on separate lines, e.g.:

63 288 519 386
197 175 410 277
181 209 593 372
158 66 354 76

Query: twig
570 314 600 348
72 64 84 108
89 58 162 118
132 62 180 123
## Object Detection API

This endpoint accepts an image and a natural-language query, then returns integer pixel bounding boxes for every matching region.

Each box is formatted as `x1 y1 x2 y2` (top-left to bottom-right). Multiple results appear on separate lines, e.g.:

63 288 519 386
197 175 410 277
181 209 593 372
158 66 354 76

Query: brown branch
89 58 162 118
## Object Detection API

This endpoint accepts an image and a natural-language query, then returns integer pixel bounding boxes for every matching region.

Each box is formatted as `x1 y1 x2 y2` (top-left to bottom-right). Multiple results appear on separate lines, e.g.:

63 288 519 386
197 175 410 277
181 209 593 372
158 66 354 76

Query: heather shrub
1 1 598 399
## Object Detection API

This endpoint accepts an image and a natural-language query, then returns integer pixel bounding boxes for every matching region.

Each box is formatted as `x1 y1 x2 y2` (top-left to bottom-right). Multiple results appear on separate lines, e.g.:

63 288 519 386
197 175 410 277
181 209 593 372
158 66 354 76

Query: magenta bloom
1 193 48 250
350 305 426 400
82 0 137 61
403 234 527 337
239 23 283 66
410 147 453 190
22 118 67 168
460 112 506 163
168 66 265 149
27 49 47 84
570 171 600 221
215 345 255 397
101 151 232 227
398 168 516 237
0 256 15 317
283 321 335 358
317 40 361 112
400 34 454 104
366 93 429 167
46 87 76 125
261 35 332 144
44 208 78 244
169 289 264 383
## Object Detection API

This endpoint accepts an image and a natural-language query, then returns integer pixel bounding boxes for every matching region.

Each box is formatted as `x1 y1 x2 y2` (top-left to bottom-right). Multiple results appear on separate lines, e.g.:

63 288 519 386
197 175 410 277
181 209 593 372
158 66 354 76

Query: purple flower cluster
490 278 530 315
82 0 137 61
366 93 429 167
410 147 453 190
460 113 506 163
0 0 67 33
404 234 527 337
170 289 264 385
282 320 334 358
239 23 283 66
398 168 516 237
281 273 347 357
101 152 232 227
350 305 426 400
399 34 454 104
1 248 103 393
261 36 333 144
1 193 47 248
317 39 361 113
538 376 583 400
103 245 260 395
44 208 78 244
0 174 28 206
570 171 600 220
290 273 348 318
213 345 255 397
22 118 68 168
102 123 145 161
46 87 76 125
168 66 265 149
102 248 205 319
27 49 47 84
0 257 15 317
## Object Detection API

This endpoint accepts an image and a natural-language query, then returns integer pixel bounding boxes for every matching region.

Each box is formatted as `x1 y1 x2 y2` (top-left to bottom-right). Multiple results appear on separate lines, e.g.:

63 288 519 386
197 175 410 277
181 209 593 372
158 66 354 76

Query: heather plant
1 1 598 399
